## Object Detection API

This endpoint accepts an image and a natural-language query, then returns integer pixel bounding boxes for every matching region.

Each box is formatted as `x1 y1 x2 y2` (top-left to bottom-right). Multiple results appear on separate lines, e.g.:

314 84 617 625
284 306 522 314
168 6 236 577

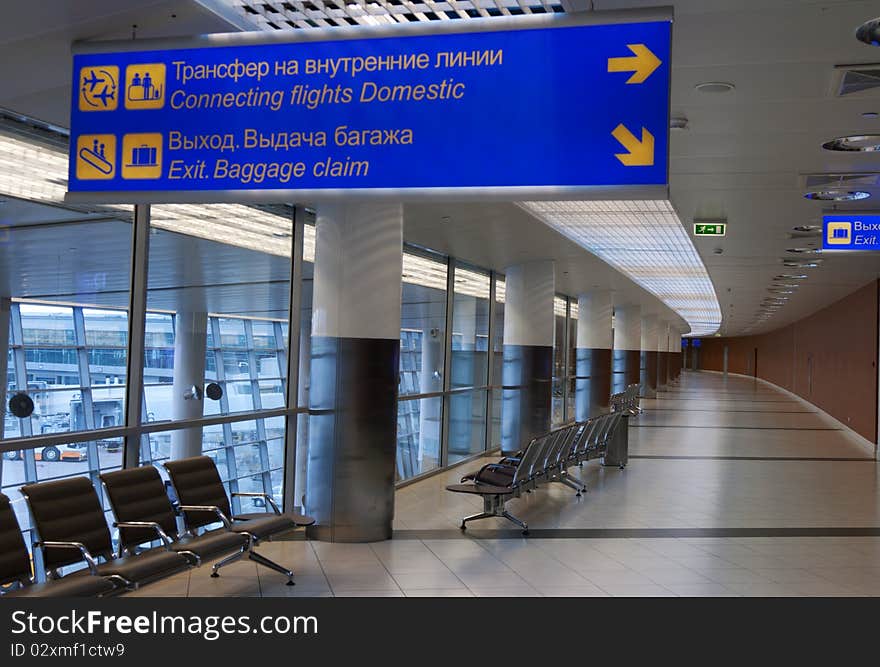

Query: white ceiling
2 0 880 336
586 0 880 335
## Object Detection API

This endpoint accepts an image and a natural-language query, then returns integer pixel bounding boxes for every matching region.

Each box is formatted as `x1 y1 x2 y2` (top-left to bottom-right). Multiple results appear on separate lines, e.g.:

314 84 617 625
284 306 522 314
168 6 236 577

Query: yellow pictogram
611 124 655 166
122 133 163 179
124 64 166 110
826 221 852 245
76 134 116 179
78 66 119 111
607 44 662 84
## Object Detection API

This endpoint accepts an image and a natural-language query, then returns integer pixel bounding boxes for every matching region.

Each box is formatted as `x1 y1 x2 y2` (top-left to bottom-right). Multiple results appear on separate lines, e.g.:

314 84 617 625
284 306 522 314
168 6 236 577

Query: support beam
306 202 402 542
0 298 9 442
574 290 612 420
123 204 150 469
170 311 208 460
612 304 641 395
640 314 658 398
284 207 305 513
657 321 670 391
501 260 554 455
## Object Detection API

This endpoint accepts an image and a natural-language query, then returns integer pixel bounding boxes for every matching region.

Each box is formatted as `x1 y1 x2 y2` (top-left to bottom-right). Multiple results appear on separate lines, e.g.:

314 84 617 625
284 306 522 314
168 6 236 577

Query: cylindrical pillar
501 260 554 455
170 310 208 460
575 291 612 420
672 331 683 381
0 298 9 441
657 321 669 391
612 304 641 395
639 314 658 398
306 203 402 542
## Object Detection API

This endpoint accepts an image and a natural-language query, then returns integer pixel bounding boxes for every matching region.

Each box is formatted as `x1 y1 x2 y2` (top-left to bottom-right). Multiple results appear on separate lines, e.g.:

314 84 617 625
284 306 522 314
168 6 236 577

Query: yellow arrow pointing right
607 44 662 84
612 124 655 166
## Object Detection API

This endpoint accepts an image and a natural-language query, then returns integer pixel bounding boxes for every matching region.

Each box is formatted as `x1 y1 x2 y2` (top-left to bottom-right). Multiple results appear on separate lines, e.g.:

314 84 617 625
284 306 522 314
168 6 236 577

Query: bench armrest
231 491 281 515
114 521 174 549
36 541 100 576
178 504 233 529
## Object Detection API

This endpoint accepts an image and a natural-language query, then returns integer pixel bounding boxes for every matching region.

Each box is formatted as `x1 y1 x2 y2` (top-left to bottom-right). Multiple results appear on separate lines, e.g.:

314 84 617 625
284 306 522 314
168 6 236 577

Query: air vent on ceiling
832 64 880 97
801 172 880 190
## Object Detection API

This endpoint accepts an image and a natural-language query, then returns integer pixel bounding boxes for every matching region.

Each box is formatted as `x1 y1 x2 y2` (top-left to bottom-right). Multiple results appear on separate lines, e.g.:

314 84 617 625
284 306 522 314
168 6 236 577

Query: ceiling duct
802 172 880 190
831 64 880 96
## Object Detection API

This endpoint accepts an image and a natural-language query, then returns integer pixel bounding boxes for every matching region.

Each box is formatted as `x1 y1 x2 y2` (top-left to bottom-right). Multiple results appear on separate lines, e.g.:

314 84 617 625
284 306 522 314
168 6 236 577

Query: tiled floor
127 371 880 597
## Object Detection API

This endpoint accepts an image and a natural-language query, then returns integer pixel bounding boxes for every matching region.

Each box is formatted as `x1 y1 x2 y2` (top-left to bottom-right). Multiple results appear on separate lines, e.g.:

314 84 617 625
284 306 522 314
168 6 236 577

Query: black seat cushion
230 515 297 541
5 575 115 598
473 465 515 487
21 477 114 569
234 511 315 527
163 457 233 531
100 467 179 551
0 493 31 587
92 549 189 584
173 530 248 560
446 483 513 496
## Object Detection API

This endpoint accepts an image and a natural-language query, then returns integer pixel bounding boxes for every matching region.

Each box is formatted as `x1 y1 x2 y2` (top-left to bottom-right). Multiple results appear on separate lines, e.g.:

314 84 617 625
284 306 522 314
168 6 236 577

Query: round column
639 314 658 398
501 260 554 455
671 330 683 381
170 310 208 460
575 291 612 420
612 304 641 395
657 321 669 391
307 202 403 542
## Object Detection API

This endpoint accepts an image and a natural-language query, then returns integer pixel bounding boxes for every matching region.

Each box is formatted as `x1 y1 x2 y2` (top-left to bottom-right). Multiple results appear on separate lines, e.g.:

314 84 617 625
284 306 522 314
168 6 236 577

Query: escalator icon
76 134 116 180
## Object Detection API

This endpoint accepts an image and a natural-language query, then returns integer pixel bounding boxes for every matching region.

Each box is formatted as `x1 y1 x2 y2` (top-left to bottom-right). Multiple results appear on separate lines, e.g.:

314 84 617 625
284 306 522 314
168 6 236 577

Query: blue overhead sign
67 15 671 202
823 214 880 251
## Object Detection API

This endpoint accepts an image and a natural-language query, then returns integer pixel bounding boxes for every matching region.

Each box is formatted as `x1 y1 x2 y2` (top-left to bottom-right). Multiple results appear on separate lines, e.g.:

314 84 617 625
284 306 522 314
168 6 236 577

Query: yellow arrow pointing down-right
612 124 655 166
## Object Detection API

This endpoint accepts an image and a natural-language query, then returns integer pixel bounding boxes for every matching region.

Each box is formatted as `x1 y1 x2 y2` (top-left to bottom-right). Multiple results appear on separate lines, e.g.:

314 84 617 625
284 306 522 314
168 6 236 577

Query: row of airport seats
0 456 314 597
445 383 640 534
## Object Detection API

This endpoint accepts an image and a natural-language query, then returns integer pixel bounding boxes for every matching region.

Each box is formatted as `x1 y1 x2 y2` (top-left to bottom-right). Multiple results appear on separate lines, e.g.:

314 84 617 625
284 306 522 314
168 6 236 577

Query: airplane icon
82 70 104 92
92 86 115 106
78 66 118 111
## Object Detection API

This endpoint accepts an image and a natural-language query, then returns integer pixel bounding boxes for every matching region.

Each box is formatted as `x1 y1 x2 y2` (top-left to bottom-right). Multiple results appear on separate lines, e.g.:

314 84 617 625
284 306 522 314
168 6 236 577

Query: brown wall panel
698 280 878 443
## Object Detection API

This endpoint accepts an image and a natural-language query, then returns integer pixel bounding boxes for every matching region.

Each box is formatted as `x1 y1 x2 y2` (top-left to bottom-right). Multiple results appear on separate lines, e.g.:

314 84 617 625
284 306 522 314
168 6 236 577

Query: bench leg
248 550 296 586
559 476 586 496
501 511 529 535
460 511 495 530
210 546 247 578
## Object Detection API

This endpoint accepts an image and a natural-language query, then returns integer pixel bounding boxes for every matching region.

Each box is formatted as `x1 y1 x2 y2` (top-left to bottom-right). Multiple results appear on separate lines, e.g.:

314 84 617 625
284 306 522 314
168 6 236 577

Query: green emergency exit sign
693 223 726 236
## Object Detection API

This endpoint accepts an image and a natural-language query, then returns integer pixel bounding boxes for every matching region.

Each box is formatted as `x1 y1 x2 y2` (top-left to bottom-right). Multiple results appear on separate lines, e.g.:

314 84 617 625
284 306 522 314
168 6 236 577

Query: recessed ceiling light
776 274 808 280
822 134 880 152
804 190 871 201
864 112 879 119
783 259 823 268
670 117 689 130
856 17 880 46
772 283 800 288
695 81 735 93
791 224 821 234
786 247 822 254
768 289 794 294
